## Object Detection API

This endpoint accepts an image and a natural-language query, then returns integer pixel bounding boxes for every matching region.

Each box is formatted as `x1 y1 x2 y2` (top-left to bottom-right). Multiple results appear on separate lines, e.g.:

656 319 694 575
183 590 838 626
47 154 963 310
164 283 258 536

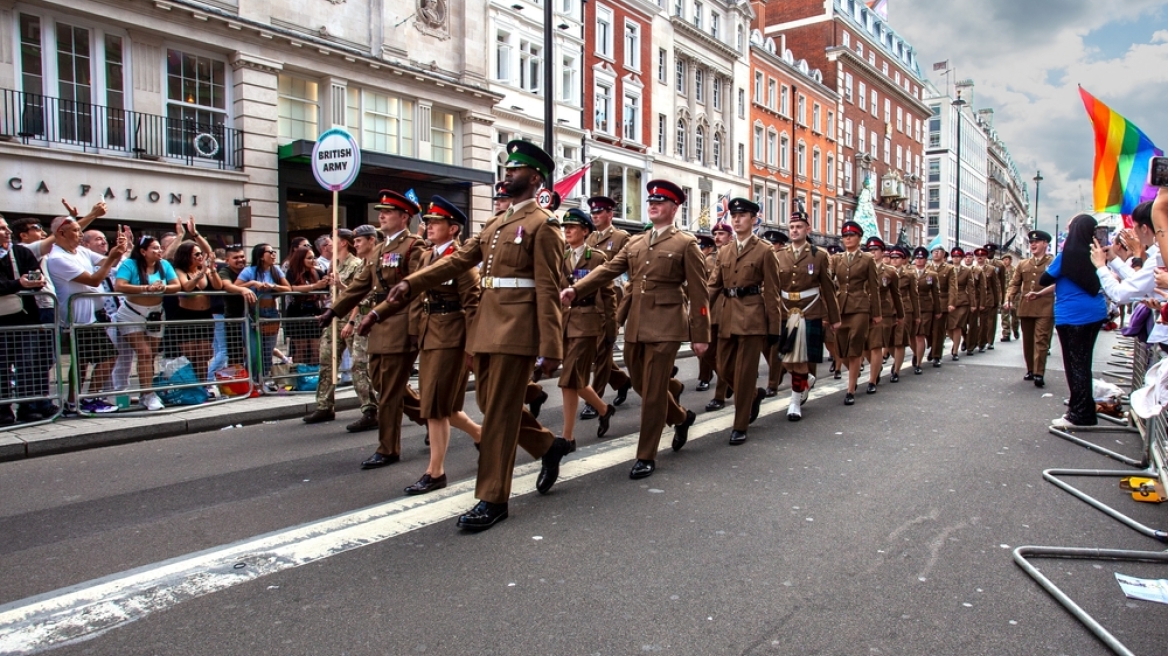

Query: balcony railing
1 89 243 170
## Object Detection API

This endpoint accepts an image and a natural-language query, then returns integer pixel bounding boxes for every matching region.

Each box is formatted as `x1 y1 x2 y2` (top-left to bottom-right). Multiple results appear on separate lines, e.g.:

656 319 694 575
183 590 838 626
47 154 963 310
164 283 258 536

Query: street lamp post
1033 170 1043 230
1054 214 1059 255
543 0 555 171
952 93 966 249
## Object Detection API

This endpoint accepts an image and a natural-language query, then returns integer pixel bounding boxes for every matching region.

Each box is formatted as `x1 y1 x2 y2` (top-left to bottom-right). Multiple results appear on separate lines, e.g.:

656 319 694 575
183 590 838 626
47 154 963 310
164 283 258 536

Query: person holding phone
0 214 49 424
171 217 224 385
114 233 180 411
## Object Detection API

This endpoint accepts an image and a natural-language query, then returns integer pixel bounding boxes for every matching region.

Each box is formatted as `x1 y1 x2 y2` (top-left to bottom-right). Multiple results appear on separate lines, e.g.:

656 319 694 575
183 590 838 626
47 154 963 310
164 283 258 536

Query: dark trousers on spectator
1055 321 1102 426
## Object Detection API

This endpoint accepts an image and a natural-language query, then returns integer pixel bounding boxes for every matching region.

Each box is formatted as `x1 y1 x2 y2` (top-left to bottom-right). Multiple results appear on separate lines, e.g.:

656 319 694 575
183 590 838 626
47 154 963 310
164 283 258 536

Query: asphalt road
2 332 1167 655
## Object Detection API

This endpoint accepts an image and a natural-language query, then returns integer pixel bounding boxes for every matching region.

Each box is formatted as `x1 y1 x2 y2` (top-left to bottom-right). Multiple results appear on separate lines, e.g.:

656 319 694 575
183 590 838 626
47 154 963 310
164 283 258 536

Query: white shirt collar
433 240 455 255
385 229 407 243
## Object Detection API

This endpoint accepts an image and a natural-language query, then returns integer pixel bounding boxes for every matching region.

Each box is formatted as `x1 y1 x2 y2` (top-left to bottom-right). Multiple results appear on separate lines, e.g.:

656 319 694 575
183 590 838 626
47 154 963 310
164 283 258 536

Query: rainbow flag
1079 86 1162 215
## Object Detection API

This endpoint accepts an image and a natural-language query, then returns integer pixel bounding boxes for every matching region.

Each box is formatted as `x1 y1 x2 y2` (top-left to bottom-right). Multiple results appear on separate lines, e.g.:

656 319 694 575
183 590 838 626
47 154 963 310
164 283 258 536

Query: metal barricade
0 291 64 427
67 291 254 415
252 291 350 394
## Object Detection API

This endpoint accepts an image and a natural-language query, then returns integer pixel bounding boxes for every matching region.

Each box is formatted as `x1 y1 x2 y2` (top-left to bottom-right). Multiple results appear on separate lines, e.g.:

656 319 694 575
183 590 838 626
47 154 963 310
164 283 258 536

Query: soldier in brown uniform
760 229 790 396
774 210 840 420
322 190 425 470
863 237 902 394
695 229 719 393
999 253 1020 341
558 208 617 449
1004 230 1055 387
581 195 633 418
824 243 844 379
564 179 710 479
974 247 999 352
369 141 573 531
833 221 883 405
983 243 1007 350
705 221 734 411
707 198 781 445
910 246 941 375
888 245 919 382
403 197 483 496
946 247 976 361
928 245 957 367
963 249 986 356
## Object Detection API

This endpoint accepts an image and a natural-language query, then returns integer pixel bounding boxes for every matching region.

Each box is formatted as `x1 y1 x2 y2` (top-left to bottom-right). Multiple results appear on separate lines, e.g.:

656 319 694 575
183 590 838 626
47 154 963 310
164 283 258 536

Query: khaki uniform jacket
563 246 616 340
982 263 1001 307
775 244 841 325
707 235 783 337
833 250 884 316
334 230 425 354
877 263 905 320
1006 254 1055 318
413 241 481 352
573 225 711 345
398 198 566 359
928 262 957 308
951 266 978 308
587 225 631 261
897 265 920 325
913 266 942 315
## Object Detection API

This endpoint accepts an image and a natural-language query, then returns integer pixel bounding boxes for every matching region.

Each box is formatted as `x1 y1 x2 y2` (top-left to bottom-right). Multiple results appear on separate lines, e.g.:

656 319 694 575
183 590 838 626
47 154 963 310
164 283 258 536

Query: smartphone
1150 156 1168 187
1094 226 1111 246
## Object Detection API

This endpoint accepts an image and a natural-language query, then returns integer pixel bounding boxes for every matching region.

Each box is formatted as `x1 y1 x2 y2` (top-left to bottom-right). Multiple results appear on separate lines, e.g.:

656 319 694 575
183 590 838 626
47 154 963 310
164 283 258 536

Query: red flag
553 164 590 200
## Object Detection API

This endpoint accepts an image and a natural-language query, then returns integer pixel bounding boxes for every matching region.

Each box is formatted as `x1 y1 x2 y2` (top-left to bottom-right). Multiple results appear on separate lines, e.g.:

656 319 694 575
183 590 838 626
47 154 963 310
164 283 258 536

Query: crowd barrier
0 291 65 427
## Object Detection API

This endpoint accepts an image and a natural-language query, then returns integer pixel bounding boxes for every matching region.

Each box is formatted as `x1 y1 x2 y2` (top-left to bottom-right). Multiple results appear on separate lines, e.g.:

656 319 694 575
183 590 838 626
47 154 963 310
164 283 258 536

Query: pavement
2 328 1166 655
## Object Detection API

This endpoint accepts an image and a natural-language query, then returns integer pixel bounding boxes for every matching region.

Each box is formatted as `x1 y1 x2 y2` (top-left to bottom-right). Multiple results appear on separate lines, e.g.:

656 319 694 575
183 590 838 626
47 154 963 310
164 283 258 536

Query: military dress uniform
1006 232 1055 383
928 255 956 364
696 231 719 390
912 248 941 360
572 181 710 476
561 222 616 394
331 191 426 464
314 249 375 419
867 244 904 353
894 257 919 351
774 236 841 418
584 196 632 403
833 244 883 358
947 248 976 351
707 200 782 443
705 221 734 408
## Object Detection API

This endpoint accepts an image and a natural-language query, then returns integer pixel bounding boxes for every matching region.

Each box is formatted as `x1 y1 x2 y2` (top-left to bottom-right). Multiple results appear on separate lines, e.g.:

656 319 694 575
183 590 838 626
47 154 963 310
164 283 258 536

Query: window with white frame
826 153 835 187
766 129 776 166
753 124 764 162
858 124 866 153
676 119 686 157
693 1 703 28
844 158 853 191
754 72 763 103
827 110 835 139
812 147 821 182
712 76 721 110
658 113 667 154
842 31 850 48
737 143 744 176
766 187 777 223
166 47 229 156
658 49 667 82
844 72 853 102
737 25 744 52
883 97 890 124
710 12 720 39
695 68 704 103
623 92 639 141
870 131 878 158
844 118 853 148
713 131 722 168
562 53 579 104
674 0 683 17
870 89 877 117
676 58 687 94
781 84 790 115
857 41 863 56
812 103 821 132
495 31 512 81
594 82 612 132
780 133 789 169
519 40 543 93
858 82 866 110
597 6 614 58
797 141 807 177
767 79 776 110
895 144 902 171
797 94 806 125
430 107 456 164
826 201 835 233
695 125 705 163
882 61 888 75
737 88 745 118
777 189 788 224
812 198 821 232
895 106 903 133
883 136 890 164
361 90 414 156
624 21 640 69
278 75 318 143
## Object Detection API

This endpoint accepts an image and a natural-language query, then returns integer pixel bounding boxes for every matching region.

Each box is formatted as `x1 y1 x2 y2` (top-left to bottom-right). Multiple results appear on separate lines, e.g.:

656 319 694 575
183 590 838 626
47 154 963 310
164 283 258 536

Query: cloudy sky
890 0 1168 236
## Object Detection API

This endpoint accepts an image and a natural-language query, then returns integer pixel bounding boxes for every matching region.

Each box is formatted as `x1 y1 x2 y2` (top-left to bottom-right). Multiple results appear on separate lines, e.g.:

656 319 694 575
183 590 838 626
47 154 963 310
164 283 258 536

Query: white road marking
0 379 848 655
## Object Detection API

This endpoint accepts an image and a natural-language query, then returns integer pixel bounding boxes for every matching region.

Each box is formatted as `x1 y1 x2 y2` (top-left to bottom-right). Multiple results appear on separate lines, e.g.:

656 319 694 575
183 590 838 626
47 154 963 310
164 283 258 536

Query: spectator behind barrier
114 235 179 411
237 243 290 384
214 245 258 373
314 234 333 273
170 217 224 384
283 245 330 366
0 215 49 424
281 236 310 274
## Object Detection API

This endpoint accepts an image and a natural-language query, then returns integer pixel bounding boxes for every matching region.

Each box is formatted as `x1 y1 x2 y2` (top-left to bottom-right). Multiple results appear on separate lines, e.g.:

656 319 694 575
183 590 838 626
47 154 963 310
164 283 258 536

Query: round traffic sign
311 128 361 192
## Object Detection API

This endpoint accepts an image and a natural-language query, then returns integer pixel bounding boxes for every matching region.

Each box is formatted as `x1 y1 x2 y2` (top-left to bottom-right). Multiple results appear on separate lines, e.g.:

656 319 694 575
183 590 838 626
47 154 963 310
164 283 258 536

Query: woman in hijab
1039 214 1108 427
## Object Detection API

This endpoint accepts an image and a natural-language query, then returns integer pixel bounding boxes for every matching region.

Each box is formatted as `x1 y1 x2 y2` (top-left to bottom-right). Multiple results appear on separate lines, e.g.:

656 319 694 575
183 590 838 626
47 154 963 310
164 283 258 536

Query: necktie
650 229 658 245
505 208 514 220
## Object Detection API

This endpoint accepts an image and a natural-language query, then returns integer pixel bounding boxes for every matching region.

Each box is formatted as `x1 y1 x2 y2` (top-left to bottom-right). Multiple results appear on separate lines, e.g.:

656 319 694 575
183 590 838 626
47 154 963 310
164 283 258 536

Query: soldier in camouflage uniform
999 254 1020 341
304 226 378 432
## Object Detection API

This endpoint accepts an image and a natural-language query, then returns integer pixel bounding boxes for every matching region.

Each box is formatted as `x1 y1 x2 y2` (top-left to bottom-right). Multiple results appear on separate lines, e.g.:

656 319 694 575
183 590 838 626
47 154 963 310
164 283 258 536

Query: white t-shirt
25 238 58 309
44 245 105 325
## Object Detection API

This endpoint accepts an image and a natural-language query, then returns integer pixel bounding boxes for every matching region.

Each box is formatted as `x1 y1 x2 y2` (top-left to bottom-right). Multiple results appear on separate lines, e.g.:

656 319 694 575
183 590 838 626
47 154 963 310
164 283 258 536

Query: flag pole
330 189 338 391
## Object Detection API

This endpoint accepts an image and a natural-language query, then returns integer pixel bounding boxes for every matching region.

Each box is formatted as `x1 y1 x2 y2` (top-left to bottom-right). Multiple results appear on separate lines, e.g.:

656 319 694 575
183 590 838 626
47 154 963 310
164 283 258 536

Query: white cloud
892 0 1168 230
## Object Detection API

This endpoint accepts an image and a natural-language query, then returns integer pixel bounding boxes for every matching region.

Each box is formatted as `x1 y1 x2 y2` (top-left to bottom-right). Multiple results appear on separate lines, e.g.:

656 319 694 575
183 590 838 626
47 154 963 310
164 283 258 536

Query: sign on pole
311 127 361 192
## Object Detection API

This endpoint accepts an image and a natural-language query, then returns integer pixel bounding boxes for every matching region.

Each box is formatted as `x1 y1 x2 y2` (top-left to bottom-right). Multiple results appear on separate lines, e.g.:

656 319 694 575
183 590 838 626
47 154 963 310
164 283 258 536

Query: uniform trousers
590 337 631 397
717 334 767 432
964 307 980 348
698 324 718 384
1020 316 1054 376
766 342 784 389
982 307 998 347
1001 306 1020 339
930 309 949 360
369 352 423 457
625 341 689 461
315 322 375 414
473 352 556 504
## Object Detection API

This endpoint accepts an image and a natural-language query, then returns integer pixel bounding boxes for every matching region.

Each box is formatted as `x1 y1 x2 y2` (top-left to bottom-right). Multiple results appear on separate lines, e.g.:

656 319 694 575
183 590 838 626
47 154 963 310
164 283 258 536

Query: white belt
781 288 820 302
481 277 536 289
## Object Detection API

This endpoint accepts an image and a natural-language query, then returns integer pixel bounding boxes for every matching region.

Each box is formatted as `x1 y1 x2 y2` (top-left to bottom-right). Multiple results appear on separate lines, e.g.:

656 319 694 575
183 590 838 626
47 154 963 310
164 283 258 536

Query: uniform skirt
835 312 870 358
559 335 598 389
916 313 933 337
893 319 914 347
418 347 469 419
947 306 970 332
866 319 894 351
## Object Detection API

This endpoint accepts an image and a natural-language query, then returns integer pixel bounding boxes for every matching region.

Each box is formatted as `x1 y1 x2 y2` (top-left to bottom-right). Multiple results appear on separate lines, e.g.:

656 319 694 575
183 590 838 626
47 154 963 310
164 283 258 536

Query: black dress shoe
866 383 877 395
1034 375 1045 388
696 380 710 392
614 380 632 406
749 388 766 424
672 410 696 452
833 369 842 380
966 350 975 356
844 393 855 406
597 404 616 438
0 408 15 426
979 346 986 352
671 366 679 377
988 345 995 350
425 429 430 446
765 387 778 398
726 387 734 399
889 372 900 383
952 354 959 361
302 408 335 424
1002 336 1011 342
346 410 378 432
630 459 656 479
528 390 549 419
564 439 577 453
404 473 447 495
705 398 725 411
1024 372 1034 381
729 429 747 445
913 366 922 375
579 403 599 420
933 359 942 368
457 500 508 531
536 437 571 494
15 408 44 422
361 452 399 469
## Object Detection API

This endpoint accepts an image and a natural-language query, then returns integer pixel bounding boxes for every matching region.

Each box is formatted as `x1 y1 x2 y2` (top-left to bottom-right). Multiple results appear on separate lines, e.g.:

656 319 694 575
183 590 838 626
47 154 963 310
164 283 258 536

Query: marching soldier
1004 230 1055 387
760 229 790 396
320 190 425 469
707 198 781 444
833 221 883 405
999 253 1020 341
983 243 1007 350
403 197 483 496
582 195 633 417
705 221 735 411
888 245 918 382
558 208 617 449
974 247 999 352
864 236 902 394
928 245 956 367
695 229 719 394
563 179 710 479
910 246 941 375
774 210 840 420
963 249 986 356
946 247 975 361
824 243 844 379
371 141 573 531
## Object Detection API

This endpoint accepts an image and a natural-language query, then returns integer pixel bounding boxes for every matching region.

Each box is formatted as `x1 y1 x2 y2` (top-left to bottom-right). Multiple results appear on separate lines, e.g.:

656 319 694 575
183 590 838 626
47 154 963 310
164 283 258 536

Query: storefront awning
278 140 494 187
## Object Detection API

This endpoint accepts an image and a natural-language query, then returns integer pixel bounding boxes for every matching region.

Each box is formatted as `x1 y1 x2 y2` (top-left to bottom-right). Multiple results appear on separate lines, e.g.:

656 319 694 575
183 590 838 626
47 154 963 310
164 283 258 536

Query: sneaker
1051 416 1090 429
801 375 816 404
81 398 119 414
205 386 221 399
140 393 165 411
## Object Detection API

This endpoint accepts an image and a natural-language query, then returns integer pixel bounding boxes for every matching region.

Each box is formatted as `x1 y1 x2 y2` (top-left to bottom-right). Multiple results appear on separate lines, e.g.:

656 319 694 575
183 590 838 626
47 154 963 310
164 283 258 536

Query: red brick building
748 35 840 239
756 0 931 245
581 0 657 220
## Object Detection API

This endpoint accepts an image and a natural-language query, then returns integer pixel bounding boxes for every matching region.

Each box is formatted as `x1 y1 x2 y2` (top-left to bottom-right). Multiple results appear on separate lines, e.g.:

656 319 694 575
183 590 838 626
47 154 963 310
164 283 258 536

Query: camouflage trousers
1000 306 1020 339
316 321 376 414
